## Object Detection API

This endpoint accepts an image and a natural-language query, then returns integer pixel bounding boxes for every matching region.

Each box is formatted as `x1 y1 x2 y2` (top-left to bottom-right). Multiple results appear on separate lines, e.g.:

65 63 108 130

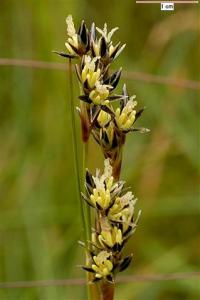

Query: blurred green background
0 0 199 299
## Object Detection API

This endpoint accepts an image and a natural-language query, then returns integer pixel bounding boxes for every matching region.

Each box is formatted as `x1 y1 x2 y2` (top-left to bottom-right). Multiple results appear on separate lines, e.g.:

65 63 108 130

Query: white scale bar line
136 1 199 3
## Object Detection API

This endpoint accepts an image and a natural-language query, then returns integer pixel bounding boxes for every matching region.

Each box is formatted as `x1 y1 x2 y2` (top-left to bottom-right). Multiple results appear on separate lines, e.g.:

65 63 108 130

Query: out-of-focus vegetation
0 0 199 299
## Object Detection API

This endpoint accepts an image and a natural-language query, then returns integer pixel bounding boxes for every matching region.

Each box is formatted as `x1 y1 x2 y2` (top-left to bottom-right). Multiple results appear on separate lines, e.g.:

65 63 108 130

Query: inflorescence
82 159 141 282
55 15 149 283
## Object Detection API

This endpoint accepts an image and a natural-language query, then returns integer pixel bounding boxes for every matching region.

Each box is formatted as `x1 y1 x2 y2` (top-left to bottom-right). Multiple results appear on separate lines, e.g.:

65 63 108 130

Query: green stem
82 141 91 244
68 59 87 243
68 60 100 300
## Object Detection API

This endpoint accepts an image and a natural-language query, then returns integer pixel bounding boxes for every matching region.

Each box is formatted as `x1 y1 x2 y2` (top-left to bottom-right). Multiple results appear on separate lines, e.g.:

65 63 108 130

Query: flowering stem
68 59 87 243
83 141 91 244
100 282 115 300
83 142 101 300
68 59 100 300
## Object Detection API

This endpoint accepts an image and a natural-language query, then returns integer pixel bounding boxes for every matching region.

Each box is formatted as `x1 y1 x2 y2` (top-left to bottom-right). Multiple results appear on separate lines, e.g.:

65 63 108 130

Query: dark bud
86 169 95 188
134 107 145 122
83 79 90 90
52 50 76 59
92 277 101 283
111 131 118 149
82 266 95 273
78 21 88 47
106 275 114 283
79 95 91 103
96 202 103 211
67 41 80 55
102 130 110 145
119 255 133 272
100 37 108 57
110 42 121 59
101 105 115 118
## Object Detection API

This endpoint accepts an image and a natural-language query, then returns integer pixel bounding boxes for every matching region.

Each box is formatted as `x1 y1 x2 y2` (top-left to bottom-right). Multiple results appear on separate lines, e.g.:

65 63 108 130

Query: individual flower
92 23 126 63
89 81 111 105
108 192 138 233
81 56 101 88
92 251 113 279
98 226 123 249
85 159 114 210
115 98 137 131
97 110 112 127
54 15 90 58
83 159 128 209
82 250 114 282
96 23 119 44
65 15 79 55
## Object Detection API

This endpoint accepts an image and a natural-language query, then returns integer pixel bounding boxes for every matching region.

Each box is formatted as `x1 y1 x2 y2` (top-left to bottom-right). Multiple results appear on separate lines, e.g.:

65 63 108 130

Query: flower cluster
55 15 149 180
55 16 148 286
82 159 140 282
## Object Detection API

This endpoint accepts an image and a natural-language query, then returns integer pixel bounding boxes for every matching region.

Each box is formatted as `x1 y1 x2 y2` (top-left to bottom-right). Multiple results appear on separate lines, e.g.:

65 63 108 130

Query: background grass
0 0 199 299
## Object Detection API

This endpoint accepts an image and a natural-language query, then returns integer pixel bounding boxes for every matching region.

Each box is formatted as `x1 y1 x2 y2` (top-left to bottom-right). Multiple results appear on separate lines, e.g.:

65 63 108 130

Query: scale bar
136 1 199 3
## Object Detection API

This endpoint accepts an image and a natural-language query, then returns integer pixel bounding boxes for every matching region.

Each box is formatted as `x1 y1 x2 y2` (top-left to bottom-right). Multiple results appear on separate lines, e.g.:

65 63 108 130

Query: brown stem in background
80 103 90 143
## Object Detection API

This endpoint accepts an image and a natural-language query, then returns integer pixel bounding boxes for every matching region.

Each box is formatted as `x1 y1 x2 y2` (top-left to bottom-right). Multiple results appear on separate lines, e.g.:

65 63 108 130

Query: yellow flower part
99 226 123 248
109 43 126 58
92 251 113 279
90 159 114 209
65 15 78 55
90 187 111 210
81 56 101 88
100 122 115 146
96 23 119 43
89 81 111 105
108 192 136 232
97 110 111 127
92 39 101 57
115 98 137 131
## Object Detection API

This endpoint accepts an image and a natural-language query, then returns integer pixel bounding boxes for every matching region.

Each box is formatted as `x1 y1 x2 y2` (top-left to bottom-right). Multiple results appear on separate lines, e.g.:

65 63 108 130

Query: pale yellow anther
115 99 137 130
118 112 126 124
97 110 111 127
99 226 123 248
89 81 110 105
91 251 113 279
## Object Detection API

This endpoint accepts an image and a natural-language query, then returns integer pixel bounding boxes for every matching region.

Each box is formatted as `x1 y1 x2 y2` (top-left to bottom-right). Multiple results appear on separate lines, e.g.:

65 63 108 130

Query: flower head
97 110 112 127
96 23 119 43
91 251 113 279
89 159 114 210
89 81 111 105
115 98 137 131
98 226 123 249
81 56 101 88
108 192 136 233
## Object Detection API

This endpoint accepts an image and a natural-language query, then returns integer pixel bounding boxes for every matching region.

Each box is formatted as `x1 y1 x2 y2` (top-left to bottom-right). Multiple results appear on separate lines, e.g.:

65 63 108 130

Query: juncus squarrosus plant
54 15 149 300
